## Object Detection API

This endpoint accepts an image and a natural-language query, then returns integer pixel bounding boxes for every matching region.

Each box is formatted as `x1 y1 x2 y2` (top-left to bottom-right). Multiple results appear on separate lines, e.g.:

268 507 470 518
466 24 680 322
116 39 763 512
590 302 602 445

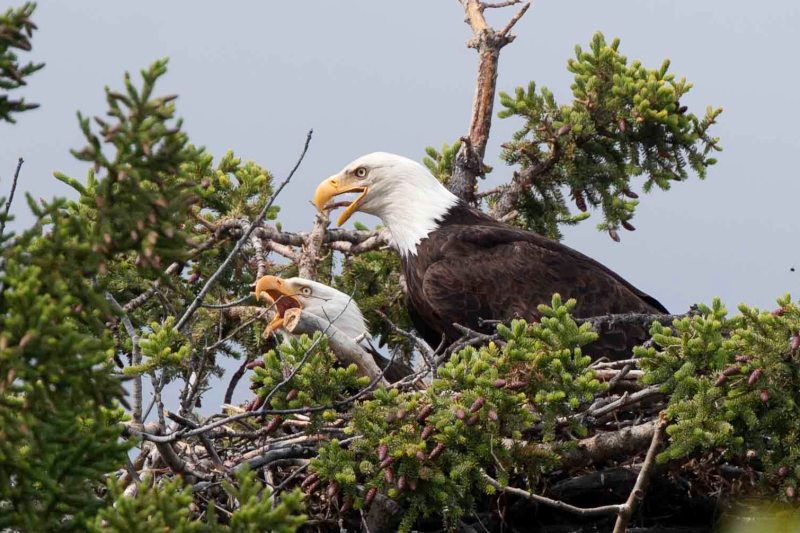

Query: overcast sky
3 1 799 409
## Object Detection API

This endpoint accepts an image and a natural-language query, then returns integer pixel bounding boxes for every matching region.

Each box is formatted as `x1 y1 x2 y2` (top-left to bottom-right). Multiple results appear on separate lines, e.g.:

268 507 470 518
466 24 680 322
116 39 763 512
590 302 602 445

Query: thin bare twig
607 364 634 388
164 410 224 467
612 416 668 532
145 131 313 423
225 357 252 404
265 239 299 261
0 157 23 238
482 0 521 9
375 309 435 374
436 323 504 366
201 293 253 309
175 129 313 332
105 292 143 426
587 385 662 420
497 1 531 38
481 471 623 517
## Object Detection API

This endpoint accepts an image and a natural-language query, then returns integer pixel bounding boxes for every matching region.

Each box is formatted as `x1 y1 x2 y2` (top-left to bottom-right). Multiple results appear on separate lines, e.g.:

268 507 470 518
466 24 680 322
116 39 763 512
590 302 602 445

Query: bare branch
482 0 521 9
164 410 224 467
481 471 623 517
225 356 252 405
475 185 502 199
594 366 642 384
0 157 23 238
497 2 531 38
579 312 685 330
586 385 662 420
249 232 268 278
141 422 209 480
237 442 317 472
612 417 668 532
488 145 559 220
264 239 300 261
449 0 531 203
201 293 252 309
556 419 659 469
328 229 390 254
375 309 435 374
297 209 329 279
174 129 312 332
253 225 385 247
105 292 142 426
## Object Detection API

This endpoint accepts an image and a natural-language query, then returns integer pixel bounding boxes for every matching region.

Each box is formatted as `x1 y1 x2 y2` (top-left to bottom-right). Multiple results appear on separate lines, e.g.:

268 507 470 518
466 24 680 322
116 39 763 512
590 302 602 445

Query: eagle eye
354 167 367 178
300 286 312 296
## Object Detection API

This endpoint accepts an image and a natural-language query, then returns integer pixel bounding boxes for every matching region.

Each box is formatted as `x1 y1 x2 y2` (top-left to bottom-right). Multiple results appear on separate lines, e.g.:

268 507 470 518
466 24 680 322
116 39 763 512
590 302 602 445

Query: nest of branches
119 304 787 533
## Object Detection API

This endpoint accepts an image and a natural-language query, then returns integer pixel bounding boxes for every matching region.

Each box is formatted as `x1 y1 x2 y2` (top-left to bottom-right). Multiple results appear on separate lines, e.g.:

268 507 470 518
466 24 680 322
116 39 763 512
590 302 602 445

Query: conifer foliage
310 297 604 531
90 468 306 533
0 2 42 123
494 32 722 239
637 296 800 499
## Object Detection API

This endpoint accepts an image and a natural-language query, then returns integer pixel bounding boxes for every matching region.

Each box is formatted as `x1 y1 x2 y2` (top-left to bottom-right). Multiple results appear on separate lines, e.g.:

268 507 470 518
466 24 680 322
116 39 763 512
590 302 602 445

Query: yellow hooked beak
313 173 368 226
253 275 303 337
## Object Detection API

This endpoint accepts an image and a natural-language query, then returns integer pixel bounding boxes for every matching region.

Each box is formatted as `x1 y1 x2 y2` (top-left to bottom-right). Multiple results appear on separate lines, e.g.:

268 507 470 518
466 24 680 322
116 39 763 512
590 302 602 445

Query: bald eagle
313 152 667 359
253 275 413 381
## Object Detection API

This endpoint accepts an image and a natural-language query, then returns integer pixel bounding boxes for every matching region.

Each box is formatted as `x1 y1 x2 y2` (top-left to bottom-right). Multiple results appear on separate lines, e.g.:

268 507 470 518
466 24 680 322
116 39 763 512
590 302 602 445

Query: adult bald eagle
313 152 667 359
253 275 413 381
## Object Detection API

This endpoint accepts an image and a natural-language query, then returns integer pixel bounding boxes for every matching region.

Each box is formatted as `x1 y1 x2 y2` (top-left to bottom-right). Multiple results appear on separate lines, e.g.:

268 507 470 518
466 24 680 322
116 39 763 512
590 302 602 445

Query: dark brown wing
405 220 666 358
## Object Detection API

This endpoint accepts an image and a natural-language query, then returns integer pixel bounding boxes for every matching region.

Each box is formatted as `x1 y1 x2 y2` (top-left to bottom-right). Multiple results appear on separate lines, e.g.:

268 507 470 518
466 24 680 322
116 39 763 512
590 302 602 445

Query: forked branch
449 0 531 204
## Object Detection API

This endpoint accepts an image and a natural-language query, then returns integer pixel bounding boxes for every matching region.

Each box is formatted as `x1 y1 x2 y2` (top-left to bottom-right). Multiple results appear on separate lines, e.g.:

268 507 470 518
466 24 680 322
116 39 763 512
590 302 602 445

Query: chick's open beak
253 275 303 337
313 173 368 226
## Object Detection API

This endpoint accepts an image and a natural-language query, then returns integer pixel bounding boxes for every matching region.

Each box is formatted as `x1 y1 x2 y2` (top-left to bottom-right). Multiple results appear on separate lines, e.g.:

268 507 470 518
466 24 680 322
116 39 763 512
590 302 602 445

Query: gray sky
3 1 799 409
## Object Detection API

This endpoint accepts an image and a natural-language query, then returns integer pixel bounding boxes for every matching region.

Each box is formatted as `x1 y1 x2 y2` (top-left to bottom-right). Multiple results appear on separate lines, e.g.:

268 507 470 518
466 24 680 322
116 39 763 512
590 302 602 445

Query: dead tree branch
488 145 560 220
612 417 668 533
579 312 686 330
249 232 268 278
105 291 142 426
481 471 623 517
558 419 659 469
586 385 662 420
150 130 313 422
376 309 435 373
175 129 312 332
449 0 531 204
0 157 23 238
141 422 209 481
297 209 329 279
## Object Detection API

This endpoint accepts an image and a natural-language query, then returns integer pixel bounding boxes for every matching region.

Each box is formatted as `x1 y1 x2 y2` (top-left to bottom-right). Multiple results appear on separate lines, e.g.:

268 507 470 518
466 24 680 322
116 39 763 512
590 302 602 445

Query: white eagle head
313 152 458 256
253 275 368 341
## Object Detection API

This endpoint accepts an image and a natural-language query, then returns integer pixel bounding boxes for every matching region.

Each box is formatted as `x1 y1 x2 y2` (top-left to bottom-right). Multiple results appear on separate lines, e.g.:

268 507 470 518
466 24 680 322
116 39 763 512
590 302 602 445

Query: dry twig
0 157 23 238
449 0 531 203
612 417 668 532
